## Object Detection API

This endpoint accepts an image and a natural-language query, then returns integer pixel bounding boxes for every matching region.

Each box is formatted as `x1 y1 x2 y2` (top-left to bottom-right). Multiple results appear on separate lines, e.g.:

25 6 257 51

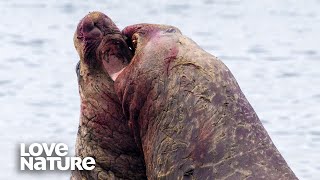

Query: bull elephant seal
111 24 298 179
71 12 146 179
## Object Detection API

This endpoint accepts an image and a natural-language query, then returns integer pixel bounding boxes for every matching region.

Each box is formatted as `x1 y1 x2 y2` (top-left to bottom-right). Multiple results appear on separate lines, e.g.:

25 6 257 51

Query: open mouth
122 24 145 57
125 34 138 57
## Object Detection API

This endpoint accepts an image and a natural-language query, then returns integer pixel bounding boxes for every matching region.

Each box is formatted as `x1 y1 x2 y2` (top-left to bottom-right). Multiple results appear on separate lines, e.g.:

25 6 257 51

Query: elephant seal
71 12 146 179
110 24 298 179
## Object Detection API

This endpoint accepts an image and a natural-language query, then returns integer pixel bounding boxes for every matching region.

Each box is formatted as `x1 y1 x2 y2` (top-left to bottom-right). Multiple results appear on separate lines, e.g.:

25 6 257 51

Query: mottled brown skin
113 24 298 179
71 12 146 180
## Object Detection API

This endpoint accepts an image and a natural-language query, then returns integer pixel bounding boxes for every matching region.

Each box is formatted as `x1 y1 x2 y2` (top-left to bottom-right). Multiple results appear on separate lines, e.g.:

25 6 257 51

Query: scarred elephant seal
109 24 298 179
71 12 146 180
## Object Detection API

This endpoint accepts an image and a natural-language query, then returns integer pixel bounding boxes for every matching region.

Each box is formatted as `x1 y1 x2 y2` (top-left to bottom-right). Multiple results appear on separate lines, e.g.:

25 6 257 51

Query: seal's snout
122 24 146 40
122 24 181 56
76 11 120 42
122 24 150 56
77 15 102 40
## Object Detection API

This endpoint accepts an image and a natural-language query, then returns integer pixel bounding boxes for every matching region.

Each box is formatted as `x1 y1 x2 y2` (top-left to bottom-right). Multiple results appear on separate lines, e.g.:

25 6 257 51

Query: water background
0 0 319 179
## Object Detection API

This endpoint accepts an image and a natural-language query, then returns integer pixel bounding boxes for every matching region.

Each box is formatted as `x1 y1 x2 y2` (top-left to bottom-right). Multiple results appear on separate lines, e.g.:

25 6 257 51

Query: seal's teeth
130 34 138 54
132 39 137 50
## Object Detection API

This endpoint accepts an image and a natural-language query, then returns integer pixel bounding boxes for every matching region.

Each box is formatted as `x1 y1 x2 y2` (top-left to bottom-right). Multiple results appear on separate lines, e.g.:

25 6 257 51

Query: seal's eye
166 28 176 33
76 61 81 80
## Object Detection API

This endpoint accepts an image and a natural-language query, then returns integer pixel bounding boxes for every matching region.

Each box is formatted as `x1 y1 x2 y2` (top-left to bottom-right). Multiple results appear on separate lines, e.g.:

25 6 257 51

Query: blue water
0 0 319 179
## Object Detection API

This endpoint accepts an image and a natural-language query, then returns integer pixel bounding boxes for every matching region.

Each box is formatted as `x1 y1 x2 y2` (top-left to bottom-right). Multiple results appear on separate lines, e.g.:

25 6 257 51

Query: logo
20 143 95 171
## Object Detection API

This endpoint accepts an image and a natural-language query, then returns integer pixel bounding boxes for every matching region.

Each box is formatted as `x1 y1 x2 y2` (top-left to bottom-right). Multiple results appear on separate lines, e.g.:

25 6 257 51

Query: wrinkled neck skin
114 24 298 179
71 12 146 180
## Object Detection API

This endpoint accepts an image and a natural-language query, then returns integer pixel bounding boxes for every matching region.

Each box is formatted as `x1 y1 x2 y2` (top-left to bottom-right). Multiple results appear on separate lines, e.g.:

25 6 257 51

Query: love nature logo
20 143 95 171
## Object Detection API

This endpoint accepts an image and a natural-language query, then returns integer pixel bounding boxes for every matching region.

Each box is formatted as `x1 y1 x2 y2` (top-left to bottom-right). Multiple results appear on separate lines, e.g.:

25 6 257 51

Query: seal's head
113 24 183 98
74 11 132 81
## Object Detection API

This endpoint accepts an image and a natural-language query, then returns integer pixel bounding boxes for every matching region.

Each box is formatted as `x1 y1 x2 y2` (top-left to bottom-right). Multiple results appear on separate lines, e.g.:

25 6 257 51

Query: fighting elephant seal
111 24 298 179
71 12 146 179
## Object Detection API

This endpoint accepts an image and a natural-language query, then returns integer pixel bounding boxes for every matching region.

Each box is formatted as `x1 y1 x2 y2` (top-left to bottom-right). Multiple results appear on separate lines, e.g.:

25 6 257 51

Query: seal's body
113 24 298 179
72 12 146 180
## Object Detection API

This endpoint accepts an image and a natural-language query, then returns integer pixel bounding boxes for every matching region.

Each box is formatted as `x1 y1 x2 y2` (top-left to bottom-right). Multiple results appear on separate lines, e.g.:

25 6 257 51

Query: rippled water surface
0 0 319 179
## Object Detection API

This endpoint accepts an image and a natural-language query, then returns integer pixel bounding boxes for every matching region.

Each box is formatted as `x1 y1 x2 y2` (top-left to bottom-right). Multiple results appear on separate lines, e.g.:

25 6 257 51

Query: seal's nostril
81 17 96 33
